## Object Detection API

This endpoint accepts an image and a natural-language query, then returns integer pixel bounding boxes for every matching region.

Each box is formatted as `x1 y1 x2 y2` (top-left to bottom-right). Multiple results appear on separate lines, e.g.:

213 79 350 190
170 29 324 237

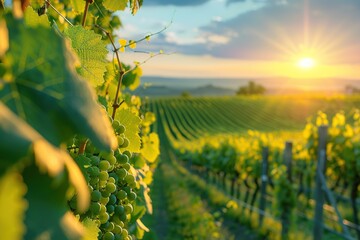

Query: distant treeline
236 81 266 95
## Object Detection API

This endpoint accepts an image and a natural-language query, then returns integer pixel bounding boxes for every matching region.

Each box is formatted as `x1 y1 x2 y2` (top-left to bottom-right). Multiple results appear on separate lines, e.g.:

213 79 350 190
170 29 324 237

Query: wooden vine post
281 141 293 239
313 125 328 240
259 147 269 226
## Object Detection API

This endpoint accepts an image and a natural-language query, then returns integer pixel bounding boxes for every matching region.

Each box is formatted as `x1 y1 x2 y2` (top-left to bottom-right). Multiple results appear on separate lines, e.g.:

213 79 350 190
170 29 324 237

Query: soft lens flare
297 57 316 69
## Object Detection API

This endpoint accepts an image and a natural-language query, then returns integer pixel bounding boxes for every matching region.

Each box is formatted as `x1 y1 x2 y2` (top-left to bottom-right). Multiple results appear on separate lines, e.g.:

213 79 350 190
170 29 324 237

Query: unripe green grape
109 173 119 182
127 236 133 240
115 205 125 215
114 234 122 240
106 182 117 193
89 177 99 186
124 204 133 214
101 221 110 230
124 175 135 184
100 212 110 224
116 190 127 200
102 190 111 198
120 138 129 148
100 203 107 213
107 155 117 165
117 136 124 146
119 213 127 222
99 171 109 181
90 202 101 215
106 204 115 214
108 177 116 184
99 160 111 171
99 180 107 189
122 163 131 171
113 224 122 234
117 154 129 165
100 196 110 205
121 229 128 238
112 120 121 130
109 194 117 205
102 231 114 240
100 150 114 160
129 181 137 189
88 166 100 176
103 222 114 232
123 150 132 159
91 190 102 202
90 156 100 165
118 220 124 228
116 168 127 179
123 186 131 194
111 216 123 225
118 124 126 134
127 192 137 201
98 232 103 240
114 149 121 158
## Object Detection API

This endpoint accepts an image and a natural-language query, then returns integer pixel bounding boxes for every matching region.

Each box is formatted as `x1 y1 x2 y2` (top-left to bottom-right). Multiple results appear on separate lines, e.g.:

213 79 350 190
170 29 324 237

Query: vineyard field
145 94 360 240
149 95 360 138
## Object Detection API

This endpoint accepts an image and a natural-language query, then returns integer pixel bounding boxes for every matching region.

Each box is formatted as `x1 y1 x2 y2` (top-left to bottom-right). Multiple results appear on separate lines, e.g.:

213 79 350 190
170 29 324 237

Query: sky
118 0 360 81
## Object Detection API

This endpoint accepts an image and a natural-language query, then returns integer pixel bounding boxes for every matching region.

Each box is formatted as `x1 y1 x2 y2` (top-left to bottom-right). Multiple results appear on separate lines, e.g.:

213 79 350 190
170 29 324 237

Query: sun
297 57 316 69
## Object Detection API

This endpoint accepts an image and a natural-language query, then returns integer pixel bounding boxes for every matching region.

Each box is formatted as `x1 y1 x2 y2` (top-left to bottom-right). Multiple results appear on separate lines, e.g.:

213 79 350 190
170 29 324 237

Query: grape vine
0 0 160 239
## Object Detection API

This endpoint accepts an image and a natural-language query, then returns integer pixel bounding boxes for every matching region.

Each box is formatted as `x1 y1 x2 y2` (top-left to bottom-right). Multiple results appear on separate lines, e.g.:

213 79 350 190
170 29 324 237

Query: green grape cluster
70 121 138 240
112 120 130 149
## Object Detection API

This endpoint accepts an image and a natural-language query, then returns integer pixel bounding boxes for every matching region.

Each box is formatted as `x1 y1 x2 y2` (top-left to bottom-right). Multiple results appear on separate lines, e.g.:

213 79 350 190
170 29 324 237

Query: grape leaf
0 19 8 58
0 171 27 240
103 0 128 12
0 14 117 151
129 203 147 229
103 61 119 100
24 7 49 27
23 164 84 240
0 102 40 172
71 0 86 13
116 109 141 152
82 217 100 240
141 133 160 163
143 112 156 127
75 155 91 182
0 103 89 211
122 66 142 91
139 183 152 214
65 25 108 87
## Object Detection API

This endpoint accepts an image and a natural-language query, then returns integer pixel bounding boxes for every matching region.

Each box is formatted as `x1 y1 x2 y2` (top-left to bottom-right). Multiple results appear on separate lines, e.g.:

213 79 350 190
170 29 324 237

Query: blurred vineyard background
143 94 360 240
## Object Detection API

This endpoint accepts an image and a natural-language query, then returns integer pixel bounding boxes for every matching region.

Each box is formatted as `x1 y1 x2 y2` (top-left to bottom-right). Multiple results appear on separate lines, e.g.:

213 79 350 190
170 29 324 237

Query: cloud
143 0 210 6
147 0 360 64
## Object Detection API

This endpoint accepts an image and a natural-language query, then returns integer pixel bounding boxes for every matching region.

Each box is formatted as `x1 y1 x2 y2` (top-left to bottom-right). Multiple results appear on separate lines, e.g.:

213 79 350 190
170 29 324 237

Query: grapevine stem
45 0 73 26
94 24 125 119
78 139 89 155
94 23 171 119
81 1 90 27
114 23 171 52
